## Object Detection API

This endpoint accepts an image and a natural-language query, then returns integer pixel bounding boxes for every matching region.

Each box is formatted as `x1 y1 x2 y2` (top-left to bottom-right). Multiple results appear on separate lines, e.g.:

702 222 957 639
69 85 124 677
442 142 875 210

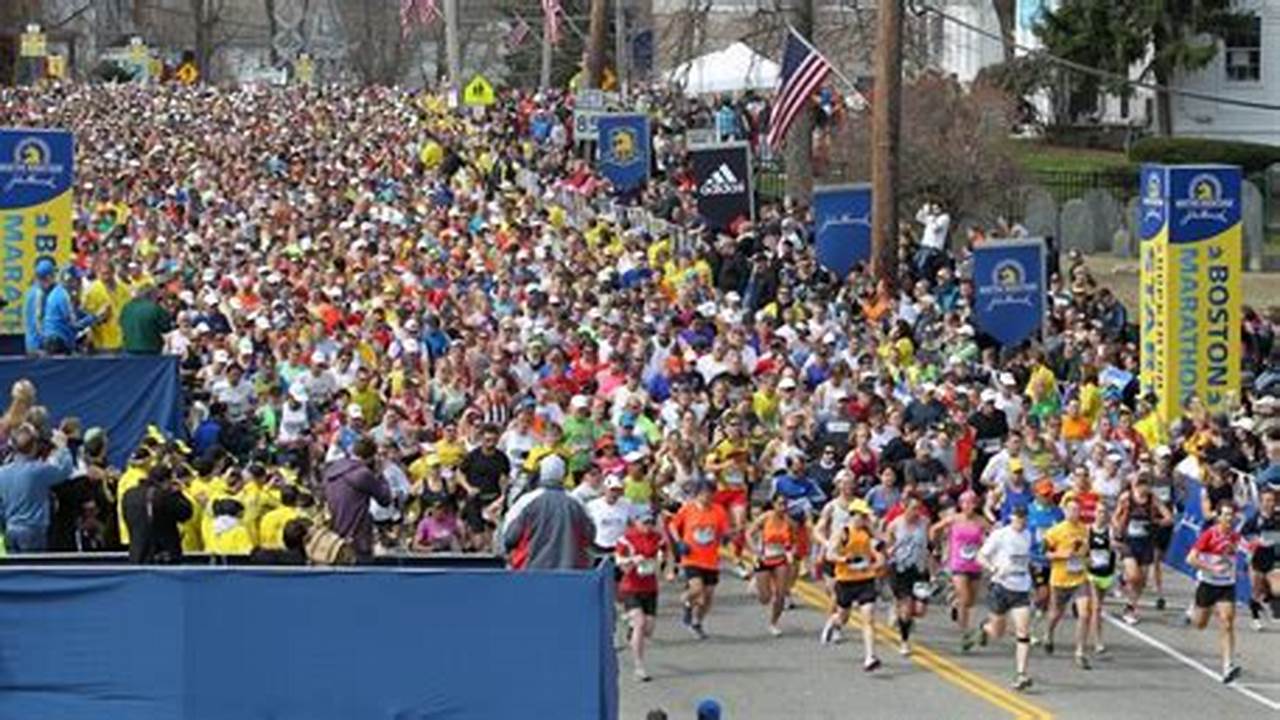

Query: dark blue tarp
0 356 184 467
0 566 618 720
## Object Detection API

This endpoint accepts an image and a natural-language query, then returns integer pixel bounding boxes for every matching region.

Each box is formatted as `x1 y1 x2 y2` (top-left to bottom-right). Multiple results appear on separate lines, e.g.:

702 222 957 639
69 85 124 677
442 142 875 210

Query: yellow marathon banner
0 128 74 334
1139 164 1242 426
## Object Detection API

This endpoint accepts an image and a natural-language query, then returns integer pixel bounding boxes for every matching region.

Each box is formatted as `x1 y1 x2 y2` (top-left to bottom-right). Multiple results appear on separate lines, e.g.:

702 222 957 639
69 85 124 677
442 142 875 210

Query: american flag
400 0 440 39
506 16 531 51
765 27 833 150
543 0 562 46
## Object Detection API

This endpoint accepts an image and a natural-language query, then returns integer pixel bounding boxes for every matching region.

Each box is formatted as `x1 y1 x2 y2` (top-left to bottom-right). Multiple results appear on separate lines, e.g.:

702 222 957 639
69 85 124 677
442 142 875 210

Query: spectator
322 436 392 560
24 261 95 355
119 281 173 355
0 422 74 552
501 454 595 570
122 463 194 564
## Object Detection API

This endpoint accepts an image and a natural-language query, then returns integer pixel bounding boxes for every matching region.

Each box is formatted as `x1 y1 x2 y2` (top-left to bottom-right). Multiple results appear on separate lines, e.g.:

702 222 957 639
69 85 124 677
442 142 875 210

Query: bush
1128 136 1280 175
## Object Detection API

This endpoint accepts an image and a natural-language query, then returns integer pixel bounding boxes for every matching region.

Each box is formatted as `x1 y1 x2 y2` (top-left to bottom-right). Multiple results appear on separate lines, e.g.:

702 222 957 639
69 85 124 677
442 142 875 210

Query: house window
1225 15 1262 82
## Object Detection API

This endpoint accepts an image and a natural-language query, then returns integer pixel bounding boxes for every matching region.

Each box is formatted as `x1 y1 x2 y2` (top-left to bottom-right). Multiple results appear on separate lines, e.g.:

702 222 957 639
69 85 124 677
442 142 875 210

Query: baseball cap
847 497 872 515
34 258 56 279
1034 478 1055 497
604 474 625 490
346 403 364 420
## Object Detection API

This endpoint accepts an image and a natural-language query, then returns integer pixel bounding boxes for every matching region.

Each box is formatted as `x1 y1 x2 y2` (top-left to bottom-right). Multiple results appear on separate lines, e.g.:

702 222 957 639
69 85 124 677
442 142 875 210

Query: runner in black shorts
1113 472 1173 625
1242 488 1279 629
1187 502 1244 684
885 493 932 655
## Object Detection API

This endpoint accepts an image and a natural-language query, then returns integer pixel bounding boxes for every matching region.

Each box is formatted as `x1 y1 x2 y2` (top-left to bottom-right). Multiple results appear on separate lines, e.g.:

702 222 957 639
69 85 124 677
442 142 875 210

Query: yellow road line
788 579 1053 720
713 549 1052 719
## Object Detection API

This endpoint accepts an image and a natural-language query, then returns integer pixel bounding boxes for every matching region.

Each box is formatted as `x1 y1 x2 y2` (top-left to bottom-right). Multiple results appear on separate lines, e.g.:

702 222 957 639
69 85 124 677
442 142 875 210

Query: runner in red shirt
1187 501 1245 684
616 511 666 682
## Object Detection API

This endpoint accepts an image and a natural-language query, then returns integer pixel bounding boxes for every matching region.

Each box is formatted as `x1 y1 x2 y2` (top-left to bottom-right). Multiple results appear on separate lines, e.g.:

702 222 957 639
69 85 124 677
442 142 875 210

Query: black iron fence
1028 168 1139 205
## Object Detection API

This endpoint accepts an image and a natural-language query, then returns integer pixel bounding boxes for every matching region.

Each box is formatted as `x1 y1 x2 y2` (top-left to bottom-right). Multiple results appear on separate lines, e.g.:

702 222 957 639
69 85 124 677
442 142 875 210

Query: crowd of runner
0 82 1278 692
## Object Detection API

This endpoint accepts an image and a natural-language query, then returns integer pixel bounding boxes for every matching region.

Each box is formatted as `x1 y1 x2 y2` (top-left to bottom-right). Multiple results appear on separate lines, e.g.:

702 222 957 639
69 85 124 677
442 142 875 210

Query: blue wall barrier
1165 477 1254 604
0 566 618 720
0 356 185 467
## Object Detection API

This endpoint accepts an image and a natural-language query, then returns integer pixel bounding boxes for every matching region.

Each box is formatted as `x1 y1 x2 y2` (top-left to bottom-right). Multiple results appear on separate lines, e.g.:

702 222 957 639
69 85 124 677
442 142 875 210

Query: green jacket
119 297 172 354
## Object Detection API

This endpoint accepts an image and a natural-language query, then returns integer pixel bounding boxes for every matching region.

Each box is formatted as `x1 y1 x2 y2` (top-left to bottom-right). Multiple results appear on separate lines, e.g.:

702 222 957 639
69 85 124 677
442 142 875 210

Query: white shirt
277 401 310 444
586 496 634 549
979 524 1033 593
916 204 951 251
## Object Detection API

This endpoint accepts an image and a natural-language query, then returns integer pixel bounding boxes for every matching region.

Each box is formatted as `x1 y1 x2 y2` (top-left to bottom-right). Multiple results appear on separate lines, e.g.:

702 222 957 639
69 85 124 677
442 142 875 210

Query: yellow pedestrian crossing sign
463 74 496 107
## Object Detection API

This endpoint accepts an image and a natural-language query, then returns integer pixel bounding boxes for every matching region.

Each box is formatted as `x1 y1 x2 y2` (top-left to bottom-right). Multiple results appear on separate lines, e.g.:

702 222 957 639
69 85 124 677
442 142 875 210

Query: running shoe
1222 665 1242 684
681 602 694 629
961 632 975 653
978 626 989 648
1075 654 1091 670
863 657 882 672
634 667 651 682
899 641 911 657
1043 639 1055 655
768 624 783 637
820 623 835 645
692 623 707 640
1251 618 1264 632
831 627 845 644
1012 674 1033 691
735 564 751 580
1094 644 1107 656
1155 596 1166 611
1122 604 1138 624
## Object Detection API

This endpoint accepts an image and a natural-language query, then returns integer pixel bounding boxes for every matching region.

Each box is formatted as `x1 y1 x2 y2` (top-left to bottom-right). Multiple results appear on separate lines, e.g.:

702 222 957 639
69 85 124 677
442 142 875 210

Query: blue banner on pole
813 184 871 279
973 238 1046 346
596 113 650 193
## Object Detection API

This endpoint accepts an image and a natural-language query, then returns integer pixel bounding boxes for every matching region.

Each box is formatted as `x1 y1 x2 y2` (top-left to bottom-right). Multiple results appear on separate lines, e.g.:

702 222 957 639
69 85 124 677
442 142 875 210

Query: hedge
1129 136 1280 175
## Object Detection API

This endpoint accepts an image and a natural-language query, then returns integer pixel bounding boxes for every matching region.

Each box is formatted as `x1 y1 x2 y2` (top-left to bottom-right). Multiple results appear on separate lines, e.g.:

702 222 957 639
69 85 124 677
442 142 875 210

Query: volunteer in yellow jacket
205 497 256 556
258 485 305 550
1042 496 1094 669
116 445 157 547
820 498 885 672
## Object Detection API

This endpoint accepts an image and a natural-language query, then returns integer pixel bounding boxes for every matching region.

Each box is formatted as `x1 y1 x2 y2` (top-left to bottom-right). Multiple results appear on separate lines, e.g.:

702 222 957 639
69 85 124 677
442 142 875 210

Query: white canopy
664 42 780 96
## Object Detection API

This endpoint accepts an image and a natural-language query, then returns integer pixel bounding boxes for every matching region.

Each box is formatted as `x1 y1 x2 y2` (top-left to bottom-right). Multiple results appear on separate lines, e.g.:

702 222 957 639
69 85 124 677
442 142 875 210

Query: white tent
664 42 780 96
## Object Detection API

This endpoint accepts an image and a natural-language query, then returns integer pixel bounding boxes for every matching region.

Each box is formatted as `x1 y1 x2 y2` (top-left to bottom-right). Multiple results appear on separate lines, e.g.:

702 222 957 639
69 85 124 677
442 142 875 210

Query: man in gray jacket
501 455 595 570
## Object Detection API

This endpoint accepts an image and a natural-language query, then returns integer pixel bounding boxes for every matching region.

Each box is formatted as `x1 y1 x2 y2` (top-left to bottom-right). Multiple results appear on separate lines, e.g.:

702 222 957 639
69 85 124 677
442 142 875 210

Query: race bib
960 543 979 561
1205 555 1235 584
764 542 786 559
1262 530 1280 547
693 527 716 545
1089 549 1111 568
1007 553 1030 574
1126 520 1150 538
847 556 869 571
635 559 657 576
1065 556 1083 574
1153 486 1172 503
912 581 933 600
724 470 746 487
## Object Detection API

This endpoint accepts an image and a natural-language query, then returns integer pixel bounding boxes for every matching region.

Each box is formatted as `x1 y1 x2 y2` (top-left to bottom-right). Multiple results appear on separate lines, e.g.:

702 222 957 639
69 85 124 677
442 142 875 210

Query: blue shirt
25 283 93 352
1026 500 1064 565
772 474 827 521
0 448 74 532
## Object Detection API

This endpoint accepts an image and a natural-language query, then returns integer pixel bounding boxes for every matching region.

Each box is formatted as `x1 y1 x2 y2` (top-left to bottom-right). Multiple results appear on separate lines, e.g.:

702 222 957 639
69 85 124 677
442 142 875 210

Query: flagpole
784 24 866 106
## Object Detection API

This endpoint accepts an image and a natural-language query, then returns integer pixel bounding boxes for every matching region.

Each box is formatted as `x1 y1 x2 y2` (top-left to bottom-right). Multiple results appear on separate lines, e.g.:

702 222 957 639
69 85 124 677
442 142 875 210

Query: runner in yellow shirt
1041 497 1094 669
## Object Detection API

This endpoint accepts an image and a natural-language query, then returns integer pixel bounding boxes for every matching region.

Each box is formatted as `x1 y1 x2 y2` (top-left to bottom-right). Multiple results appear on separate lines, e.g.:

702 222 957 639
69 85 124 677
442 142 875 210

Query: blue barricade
0 356 185 467
0 565 618 720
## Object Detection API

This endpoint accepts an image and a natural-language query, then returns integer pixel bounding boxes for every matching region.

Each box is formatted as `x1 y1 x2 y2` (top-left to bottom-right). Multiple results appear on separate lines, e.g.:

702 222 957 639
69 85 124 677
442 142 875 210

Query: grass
1006 139 1135 175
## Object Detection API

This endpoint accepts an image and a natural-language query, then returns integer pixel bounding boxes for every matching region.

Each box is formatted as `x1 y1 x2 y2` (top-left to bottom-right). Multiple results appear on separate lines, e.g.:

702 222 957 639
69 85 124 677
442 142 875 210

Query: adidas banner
596 113 650 193
691 142 754 232
813 184 872 279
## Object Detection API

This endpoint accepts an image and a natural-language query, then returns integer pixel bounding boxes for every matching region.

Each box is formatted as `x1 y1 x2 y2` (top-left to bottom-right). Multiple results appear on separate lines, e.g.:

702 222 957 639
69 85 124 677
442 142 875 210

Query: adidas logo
700 163 746 196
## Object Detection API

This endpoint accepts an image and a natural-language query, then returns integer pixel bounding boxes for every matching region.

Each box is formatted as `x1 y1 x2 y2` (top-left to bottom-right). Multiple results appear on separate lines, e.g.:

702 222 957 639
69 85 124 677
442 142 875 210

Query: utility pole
614 0 627 96
540 15 553 89
586 0 607 89
870 0 903 287
444 0 461 99
784 0 816 201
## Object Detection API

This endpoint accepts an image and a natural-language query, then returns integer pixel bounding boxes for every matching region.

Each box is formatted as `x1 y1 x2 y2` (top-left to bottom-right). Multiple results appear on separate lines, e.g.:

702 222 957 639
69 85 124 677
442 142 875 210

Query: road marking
789 579 1053 720
1101 614 1280 712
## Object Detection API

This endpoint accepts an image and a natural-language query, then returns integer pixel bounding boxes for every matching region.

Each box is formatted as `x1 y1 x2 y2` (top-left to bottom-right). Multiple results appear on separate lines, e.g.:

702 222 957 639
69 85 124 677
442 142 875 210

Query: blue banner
0 565 619 720
973 238 1046 346
0 357 185 467
596 114 650 193
813 184 871 279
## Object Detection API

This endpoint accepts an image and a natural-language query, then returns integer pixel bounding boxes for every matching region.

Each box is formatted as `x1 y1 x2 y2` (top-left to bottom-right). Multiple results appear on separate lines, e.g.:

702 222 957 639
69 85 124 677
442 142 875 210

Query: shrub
1129 137 1280 175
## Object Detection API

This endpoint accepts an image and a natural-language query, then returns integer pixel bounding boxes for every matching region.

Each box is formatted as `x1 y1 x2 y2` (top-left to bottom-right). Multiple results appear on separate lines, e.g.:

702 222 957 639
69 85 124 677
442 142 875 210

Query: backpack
305 525 356 566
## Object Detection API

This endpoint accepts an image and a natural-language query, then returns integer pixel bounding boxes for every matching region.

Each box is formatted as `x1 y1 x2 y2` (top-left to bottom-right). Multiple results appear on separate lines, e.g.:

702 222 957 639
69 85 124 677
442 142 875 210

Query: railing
1029 168 1140 204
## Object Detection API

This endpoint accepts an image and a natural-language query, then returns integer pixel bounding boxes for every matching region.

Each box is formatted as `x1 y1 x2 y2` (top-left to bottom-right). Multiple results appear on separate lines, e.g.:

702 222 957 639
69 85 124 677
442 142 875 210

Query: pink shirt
948 518 986 574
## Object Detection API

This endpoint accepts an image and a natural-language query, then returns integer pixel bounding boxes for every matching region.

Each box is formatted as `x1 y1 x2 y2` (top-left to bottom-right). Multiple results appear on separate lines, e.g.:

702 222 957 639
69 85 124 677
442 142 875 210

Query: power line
919 2 1280 113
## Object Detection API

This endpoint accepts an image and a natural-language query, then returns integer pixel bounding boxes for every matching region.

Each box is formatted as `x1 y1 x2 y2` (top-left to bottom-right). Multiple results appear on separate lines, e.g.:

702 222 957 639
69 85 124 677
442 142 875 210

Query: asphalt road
619 565 1280 719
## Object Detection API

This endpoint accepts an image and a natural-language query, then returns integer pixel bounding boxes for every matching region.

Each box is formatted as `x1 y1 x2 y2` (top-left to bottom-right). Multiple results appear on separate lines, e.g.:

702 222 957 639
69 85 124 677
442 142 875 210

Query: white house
1169 0 1280 144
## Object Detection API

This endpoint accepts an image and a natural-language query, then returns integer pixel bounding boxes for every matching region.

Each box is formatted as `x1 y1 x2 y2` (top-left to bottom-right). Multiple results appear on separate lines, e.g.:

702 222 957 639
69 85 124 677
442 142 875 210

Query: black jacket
123 483 193 564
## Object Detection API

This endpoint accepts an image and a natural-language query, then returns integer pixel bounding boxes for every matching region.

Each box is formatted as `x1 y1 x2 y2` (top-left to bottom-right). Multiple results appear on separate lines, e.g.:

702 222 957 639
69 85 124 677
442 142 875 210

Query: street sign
463 74 495 107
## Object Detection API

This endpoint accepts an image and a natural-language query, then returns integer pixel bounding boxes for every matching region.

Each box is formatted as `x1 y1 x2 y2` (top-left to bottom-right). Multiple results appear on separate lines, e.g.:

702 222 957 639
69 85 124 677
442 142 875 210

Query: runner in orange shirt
669 481 732 639
746 493 798 636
